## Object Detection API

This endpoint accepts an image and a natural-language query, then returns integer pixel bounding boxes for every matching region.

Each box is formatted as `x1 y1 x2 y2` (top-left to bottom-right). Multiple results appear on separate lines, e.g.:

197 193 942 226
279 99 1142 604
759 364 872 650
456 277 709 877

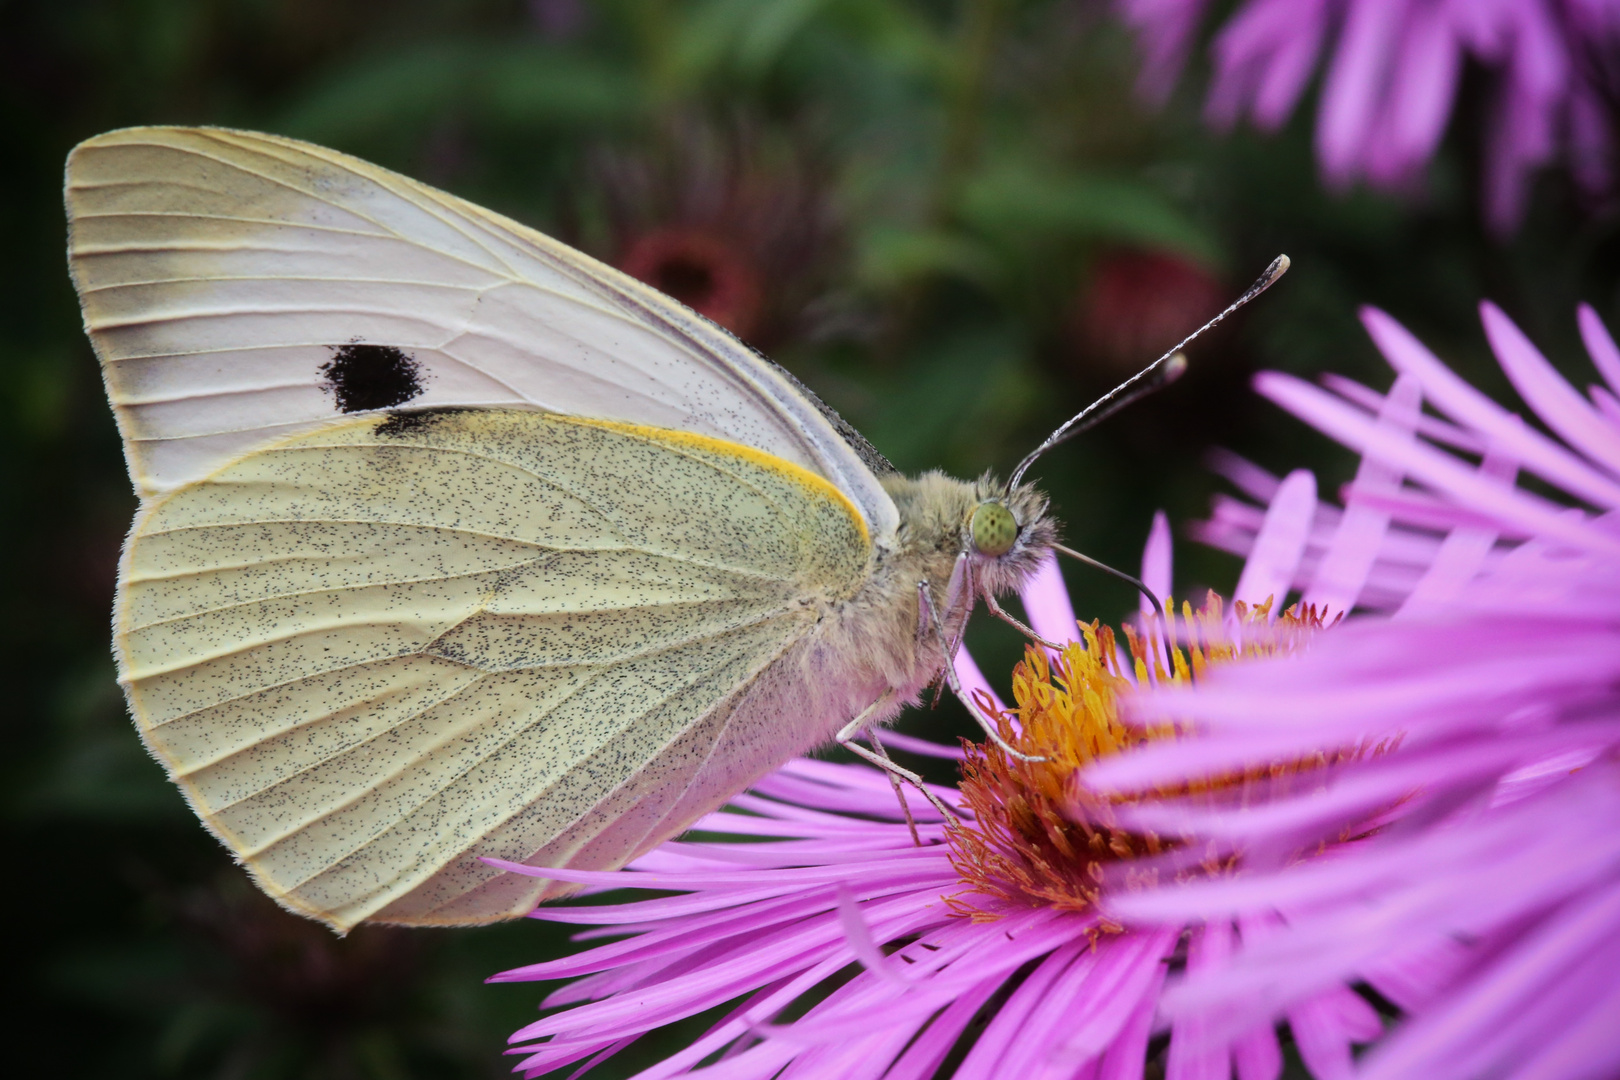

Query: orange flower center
947 593 1339 927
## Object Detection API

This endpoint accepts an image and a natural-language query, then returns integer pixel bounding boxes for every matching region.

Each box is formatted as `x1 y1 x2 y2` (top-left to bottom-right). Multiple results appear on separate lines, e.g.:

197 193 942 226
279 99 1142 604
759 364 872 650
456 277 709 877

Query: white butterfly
68 126 1279 931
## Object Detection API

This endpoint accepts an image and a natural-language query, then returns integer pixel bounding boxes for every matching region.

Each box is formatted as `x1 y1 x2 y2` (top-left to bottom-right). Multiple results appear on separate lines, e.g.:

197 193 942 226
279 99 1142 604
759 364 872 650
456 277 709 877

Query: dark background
3 1 1615 1076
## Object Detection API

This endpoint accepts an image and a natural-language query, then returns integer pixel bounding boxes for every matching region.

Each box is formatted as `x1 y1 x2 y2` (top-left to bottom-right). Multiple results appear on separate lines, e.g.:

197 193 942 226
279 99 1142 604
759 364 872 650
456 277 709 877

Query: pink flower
487 535 1383 1078
1117 0 1620 232
1087 303 1620 1078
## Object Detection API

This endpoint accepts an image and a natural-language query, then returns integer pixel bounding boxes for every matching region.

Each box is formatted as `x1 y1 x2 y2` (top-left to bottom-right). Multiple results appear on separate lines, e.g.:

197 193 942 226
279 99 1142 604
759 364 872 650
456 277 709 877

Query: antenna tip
1163 352 1188 382
1266 254 1291 284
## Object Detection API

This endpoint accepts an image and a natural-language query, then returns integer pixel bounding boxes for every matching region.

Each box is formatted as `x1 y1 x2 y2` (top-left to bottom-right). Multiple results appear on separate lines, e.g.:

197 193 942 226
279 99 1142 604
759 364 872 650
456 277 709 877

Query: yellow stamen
947 592 1340 925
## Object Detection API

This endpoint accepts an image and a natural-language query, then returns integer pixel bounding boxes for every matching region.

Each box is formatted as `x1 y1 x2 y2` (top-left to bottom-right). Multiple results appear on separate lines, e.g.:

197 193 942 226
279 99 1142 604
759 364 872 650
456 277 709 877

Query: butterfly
66 126 1283 931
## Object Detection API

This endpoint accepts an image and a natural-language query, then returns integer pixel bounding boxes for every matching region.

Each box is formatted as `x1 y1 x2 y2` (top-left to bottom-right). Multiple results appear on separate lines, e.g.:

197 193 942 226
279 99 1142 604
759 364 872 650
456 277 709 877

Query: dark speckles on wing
375 407 464 439
116 408 872 929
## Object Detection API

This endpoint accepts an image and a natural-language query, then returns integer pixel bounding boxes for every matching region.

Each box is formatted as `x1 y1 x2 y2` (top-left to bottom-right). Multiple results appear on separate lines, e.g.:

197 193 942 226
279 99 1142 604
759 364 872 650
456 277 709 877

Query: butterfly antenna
1005 254 1290 493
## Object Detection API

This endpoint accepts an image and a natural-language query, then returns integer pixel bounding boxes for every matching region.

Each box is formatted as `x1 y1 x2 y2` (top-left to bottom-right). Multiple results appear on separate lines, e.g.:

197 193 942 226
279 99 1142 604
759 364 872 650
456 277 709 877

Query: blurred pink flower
487 537 1384 1079
1087 303 1620 1078
1118 0 1620 231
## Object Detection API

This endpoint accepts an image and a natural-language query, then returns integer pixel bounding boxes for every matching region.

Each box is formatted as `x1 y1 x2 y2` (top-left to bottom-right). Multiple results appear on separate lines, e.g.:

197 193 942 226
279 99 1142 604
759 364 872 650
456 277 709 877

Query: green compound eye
970 501 1018 557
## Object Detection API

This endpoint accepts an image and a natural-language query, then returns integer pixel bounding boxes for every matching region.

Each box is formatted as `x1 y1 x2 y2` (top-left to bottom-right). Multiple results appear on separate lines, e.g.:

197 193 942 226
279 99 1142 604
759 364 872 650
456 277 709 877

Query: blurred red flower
1071 248 1225 376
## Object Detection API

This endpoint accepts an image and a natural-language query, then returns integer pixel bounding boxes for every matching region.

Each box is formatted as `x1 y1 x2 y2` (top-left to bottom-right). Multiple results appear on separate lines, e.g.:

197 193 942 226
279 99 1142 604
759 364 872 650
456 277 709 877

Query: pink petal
1337 481 1519 537
1021 550 1082 650
1207 447 1283 501
1256 371 1620 558
1251 0 1330 128
624 952 857 1080
1232 468 1317 614
874 728 965 760
1207 0 1309 129
1358 883 1620 1080
1478 2 1566 234
1142 510 1174 605
1360 936 1474 1012
1592 384 1620 427
1303 374 1419 616
1399 437 1518 613
1167 922 1235 1080
957 941 1090 1079
953 644 1008 715
1095 953 1170 1080
1233 1020 1283 1080
1316 0 1408 184
1371 0 1462 182
1121 0 1215 105
1054 929 1182 1063
1577 302 1620 396
1361 306 1620 509
1494 975 1620 1080
1481 301 1620 476
881 976 1004 1080
1287 986 1383 1080
1138 510 1174 675
1320 373 1486 452
836 885 913 986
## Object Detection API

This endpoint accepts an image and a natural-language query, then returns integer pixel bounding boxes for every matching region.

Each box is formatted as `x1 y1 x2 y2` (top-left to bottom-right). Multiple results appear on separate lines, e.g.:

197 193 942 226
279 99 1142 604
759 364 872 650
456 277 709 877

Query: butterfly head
964 480 1056 595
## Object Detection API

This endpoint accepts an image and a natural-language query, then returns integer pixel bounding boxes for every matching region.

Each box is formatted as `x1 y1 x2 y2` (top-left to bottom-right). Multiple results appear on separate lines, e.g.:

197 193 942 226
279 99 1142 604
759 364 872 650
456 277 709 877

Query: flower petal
1303 374 1419 616
1232 468 1316 614
1577 302 1620 396
1316 0 1407 184
1022 550 1083 651
1257 370 1620 557
1481 301 1620 476
1361 305 1620 509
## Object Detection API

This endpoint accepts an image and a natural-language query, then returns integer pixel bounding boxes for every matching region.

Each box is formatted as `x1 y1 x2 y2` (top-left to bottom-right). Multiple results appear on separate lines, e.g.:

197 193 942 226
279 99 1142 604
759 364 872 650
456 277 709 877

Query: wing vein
266 615 794 900
125 558 546 631
175 667 490 790
80 275 490 296
189 131 532 280
134 518 794 581
140 653 463 730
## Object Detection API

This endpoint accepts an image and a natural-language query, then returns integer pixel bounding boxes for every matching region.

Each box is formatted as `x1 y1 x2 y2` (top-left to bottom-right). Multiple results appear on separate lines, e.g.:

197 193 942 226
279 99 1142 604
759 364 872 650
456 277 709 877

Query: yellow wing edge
579 416 870 546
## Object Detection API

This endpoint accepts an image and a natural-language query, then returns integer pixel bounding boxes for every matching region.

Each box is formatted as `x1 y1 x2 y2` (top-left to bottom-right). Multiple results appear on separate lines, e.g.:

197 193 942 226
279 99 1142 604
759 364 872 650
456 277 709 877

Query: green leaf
477 45 643 127
278 45 461 144
734 0 831 75
279 40 639 146
959 162 1222 265
856 224 1000 291
862 324 1035 473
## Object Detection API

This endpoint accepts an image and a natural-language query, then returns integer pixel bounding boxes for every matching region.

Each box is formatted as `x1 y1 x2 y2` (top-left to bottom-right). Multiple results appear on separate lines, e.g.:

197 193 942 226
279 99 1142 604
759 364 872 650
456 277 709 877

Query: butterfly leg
980 590 1063 651
916 581 1047 764
929 556 975 710
866 731 920 845
836 694 958 825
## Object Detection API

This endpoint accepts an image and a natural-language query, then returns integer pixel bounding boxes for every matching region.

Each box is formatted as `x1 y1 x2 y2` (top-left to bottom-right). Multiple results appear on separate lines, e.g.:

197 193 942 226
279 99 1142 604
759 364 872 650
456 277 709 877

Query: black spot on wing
320 343 425 413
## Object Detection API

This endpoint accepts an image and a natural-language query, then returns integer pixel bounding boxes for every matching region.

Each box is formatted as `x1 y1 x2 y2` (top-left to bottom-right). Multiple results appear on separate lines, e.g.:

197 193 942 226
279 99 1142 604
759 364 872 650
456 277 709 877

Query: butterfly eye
970 501 1018 557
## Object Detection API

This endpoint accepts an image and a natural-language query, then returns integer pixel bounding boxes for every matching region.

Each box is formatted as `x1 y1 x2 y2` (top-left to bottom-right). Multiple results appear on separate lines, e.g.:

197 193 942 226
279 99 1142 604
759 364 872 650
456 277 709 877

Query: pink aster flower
1086 303 1620 1078
486 535 1384 1079
1117 0 1620 231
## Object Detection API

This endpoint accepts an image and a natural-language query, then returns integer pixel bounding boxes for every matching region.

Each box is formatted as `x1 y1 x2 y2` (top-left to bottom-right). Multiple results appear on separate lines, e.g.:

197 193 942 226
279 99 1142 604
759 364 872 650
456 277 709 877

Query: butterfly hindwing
118 409 872 929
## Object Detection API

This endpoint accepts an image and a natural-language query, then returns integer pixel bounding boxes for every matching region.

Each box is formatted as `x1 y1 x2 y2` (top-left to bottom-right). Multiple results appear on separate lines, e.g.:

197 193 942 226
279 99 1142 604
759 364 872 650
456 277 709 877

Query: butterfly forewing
118 410 871 929
66 126 897 538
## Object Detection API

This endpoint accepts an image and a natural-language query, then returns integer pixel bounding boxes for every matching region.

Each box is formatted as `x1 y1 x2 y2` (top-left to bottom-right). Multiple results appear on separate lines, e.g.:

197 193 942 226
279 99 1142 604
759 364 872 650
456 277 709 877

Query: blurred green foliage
3 0 1617 1076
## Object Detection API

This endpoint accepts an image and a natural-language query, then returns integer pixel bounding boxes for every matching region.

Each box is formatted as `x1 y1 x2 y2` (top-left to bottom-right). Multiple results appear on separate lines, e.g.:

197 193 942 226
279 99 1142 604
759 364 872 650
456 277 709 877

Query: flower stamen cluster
948 594 1336 923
